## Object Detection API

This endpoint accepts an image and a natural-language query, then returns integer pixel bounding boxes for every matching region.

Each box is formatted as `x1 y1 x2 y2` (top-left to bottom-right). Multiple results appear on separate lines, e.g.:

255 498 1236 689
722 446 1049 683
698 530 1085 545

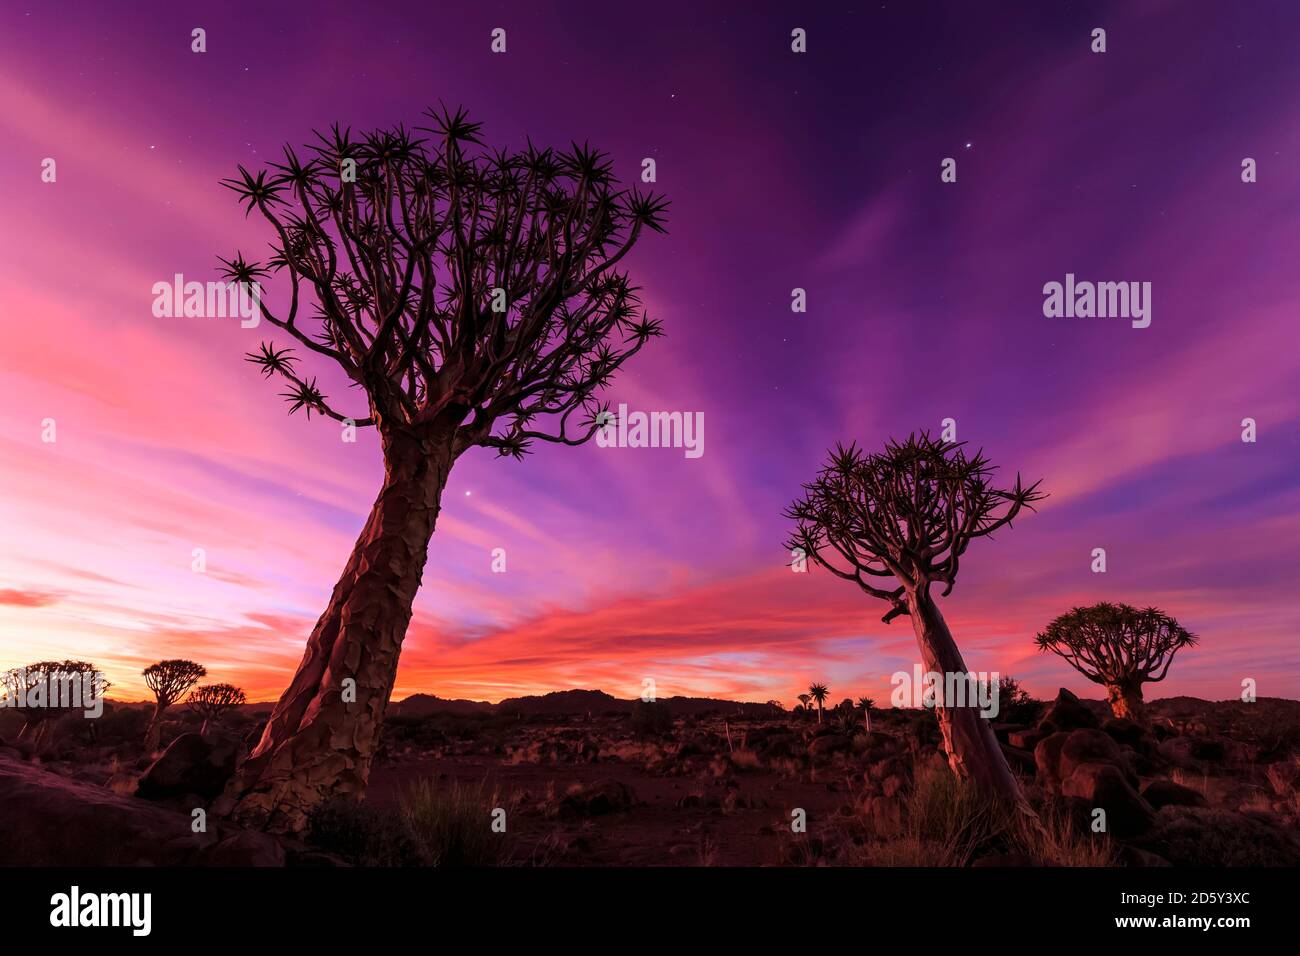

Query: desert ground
1 688 1297 867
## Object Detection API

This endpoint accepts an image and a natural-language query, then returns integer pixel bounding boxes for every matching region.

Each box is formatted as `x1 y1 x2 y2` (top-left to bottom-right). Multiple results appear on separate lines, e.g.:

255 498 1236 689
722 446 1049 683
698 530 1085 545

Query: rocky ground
1 690 1297 866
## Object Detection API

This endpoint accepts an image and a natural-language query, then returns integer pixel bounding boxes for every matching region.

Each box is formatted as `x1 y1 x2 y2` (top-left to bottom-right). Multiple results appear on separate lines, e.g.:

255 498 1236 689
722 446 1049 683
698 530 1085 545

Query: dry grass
400 778 508 867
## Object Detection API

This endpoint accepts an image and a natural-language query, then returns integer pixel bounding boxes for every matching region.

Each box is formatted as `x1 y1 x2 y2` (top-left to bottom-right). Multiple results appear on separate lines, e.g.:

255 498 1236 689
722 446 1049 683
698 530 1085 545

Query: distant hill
390 694 494 717
391 688 782 718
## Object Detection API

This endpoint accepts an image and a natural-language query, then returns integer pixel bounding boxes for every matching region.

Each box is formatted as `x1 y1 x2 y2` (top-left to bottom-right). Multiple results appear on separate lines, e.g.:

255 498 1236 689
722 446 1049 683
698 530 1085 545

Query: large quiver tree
215 107 667 833
786 433 1045 803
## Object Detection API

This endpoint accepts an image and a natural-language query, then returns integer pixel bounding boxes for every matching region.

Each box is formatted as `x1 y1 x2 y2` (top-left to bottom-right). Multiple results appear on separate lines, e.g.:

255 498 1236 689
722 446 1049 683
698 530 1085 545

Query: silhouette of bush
629 700 673 736
307 797 421 867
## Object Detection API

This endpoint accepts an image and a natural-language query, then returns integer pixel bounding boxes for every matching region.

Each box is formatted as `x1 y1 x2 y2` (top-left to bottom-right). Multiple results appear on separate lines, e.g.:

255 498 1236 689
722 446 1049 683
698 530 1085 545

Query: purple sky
1 1 1297 704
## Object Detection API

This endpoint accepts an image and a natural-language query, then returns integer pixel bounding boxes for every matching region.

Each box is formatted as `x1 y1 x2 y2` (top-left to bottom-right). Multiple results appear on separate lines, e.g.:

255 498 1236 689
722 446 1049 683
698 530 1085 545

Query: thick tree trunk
1105 679 1146 723
144 704 164 752
219 425 454 834
906 589 1024 804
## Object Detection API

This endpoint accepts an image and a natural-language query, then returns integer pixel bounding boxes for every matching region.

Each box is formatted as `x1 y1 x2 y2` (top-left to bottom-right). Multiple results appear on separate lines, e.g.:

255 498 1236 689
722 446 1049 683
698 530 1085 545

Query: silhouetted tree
143 660 206 751
0 661 109 746
808 682 829 723
1036 603 1196 724
216 108 667 832
188 683 248 735
796 693 811 719
858 696 875 731
786 433 1045 803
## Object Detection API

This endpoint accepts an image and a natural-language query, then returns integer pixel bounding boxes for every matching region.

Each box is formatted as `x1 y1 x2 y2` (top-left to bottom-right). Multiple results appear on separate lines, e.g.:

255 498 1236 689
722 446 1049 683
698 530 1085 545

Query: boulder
1140 779 1207 809
1033 731 1072 790
0 752 283 866
1008 727 1049 751
1101 717 1147 749
1061 762 1156 837
1134 807 1300 866
136 732 241 801
1058 729 1129 782
1038 688 1098 733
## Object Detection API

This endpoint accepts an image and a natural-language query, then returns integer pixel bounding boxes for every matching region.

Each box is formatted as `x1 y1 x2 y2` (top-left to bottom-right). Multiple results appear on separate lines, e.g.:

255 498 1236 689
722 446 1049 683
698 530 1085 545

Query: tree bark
219 424 455 834
1105 679 1146 723
144 704 164 752
906 589 1024 804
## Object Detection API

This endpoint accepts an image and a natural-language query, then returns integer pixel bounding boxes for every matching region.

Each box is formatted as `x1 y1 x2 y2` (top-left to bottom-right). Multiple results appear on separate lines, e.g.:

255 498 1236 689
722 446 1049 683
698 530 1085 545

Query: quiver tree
1035 603 1196 723
215 107 668 833
0 661 109 745
142 659 206 751
858 696 875 731
786 433 1045 803
188 683 248 735
808 682 829 723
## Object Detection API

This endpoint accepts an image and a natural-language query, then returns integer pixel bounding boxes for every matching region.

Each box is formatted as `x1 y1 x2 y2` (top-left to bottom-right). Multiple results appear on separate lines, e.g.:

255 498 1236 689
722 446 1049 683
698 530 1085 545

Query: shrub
629 700 673 736
307 797 421 867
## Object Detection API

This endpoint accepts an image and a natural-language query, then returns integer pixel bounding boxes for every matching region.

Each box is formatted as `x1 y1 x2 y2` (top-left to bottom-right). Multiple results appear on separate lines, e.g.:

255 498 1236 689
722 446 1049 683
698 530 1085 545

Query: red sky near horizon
1 2 1297 707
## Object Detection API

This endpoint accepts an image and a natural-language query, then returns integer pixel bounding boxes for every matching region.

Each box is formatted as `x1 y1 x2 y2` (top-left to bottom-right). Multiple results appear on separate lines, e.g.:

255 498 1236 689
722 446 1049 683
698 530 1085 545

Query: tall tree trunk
220 425 454 834
144 704 164 752
906 589 1023 804
1105 679 1146 723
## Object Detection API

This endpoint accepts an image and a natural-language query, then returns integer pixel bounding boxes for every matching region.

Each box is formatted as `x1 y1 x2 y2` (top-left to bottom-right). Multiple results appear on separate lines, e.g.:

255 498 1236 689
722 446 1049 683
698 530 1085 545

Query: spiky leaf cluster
220 106 668 454
785 432 1046 622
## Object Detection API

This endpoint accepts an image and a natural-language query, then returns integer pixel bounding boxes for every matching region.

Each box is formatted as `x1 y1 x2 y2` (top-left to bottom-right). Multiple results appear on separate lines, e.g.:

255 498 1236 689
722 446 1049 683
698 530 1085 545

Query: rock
1061 762 1156 837
1038 688 1098 733
1101 717 1147 749
1120 845 1171 867
1140 779 1207 809
199 830 286 866
1058 729 1129 783
136 732 241 801
990 723 1027 744
1009 728 1048 751
1135 807 1300 866
0 752 282 866
1033 731 1072 790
